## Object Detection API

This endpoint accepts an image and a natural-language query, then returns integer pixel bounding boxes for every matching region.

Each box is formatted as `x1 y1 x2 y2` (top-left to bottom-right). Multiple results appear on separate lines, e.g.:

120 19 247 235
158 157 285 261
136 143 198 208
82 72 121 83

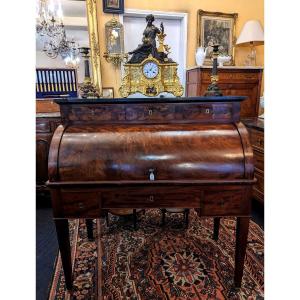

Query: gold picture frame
102 87 114 98
197 10 238 65
86 0 102 95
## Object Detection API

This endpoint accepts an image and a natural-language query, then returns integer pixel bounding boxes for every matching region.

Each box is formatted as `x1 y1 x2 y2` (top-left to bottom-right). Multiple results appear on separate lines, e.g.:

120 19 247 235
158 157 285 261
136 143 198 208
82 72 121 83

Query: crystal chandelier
64 41 81 69
36 0 64 38
43 30 80 61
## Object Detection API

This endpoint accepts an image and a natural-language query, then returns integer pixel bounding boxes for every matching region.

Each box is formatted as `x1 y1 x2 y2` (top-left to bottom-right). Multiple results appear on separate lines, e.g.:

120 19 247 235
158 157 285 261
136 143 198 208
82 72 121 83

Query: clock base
119 56 184 98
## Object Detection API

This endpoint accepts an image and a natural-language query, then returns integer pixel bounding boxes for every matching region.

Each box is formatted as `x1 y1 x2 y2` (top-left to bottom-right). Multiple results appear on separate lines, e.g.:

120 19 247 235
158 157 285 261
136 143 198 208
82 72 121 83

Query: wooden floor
36 194 264 300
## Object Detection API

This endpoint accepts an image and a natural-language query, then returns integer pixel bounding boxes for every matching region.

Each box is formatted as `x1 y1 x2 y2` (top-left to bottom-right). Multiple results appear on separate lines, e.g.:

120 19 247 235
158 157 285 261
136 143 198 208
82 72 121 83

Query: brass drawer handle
256 139 263 146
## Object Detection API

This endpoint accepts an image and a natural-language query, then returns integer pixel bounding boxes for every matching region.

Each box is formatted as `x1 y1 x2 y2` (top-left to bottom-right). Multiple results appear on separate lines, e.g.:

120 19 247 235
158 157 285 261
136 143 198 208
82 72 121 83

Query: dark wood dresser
47 96 255 293
243 118 264 203
186 66 263 118
36 113 61 194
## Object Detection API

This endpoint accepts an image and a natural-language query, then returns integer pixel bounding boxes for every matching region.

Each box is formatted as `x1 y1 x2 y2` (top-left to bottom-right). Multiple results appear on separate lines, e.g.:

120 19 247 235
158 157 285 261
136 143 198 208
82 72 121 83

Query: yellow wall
96 0 264 97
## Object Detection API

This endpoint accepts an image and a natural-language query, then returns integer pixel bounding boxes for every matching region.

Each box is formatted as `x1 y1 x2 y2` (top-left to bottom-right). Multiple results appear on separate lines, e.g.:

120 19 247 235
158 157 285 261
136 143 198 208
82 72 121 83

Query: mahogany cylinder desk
47 96 255 293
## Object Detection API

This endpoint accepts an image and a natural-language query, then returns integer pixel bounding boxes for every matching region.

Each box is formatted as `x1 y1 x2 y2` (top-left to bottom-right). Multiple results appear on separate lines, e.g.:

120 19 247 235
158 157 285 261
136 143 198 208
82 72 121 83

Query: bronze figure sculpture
127 14 172 64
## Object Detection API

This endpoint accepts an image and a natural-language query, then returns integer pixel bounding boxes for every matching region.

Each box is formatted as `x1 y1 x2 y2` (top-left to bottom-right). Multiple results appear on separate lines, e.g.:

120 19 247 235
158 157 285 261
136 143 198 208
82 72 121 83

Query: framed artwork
197 10 238 65
102 87 114 98
102 0 124 14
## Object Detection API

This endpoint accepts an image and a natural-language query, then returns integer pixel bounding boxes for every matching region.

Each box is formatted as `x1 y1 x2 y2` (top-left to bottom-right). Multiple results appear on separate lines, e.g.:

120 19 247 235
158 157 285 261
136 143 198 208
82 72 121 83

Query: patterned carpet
49 209 264 300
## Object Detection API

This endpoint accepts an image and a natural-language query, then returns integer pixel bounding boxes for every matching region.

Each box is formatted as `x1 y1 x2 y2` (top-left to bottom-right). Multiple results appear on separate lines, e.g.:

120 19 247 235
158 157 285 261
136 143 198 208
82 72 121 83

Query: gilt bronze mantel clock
119 14 183 97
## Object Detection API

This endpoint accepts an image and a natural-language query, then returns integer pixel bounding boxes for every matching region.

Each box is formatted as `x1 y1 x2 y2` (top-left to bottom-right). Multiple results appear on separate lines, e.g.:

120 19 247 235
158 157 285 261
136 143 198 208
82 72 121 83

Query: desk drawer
125 104 175 121
36 120 51 133
101 187 201 208
201 188 250 216
254 150 264 172
249 129 264 151
60 190 100 217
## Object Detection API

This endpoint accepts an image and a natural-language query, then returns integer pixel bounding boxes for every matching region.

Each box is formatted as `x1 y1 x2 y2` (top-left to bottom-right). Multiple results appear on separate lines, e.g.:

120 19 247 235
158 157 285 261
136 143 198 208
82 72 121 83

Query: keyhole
149 169 155 181
148 109 153 116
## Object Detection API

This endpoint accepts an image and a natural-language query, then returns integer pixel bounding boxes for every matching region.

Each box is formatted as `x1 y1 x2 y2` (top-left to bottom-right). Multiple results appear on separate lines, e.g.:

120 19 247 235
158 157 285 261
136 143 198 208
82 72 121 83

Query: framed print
103 0 124 14
102 87 114 98
197 10 238 65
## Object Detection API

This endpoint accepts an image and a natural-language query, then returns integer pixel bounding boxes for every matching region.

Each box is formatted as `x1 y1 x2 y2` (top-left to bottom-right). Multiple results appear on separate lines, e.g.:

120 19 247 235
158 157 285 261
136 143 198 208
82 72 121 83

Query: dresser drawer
201 188 250 216
254 149 264 171
101 187 201 209
249 129 264 150
125 104 175 121
60 190 100 217
202 71 259 83
36 119 51 133
254 170 264 193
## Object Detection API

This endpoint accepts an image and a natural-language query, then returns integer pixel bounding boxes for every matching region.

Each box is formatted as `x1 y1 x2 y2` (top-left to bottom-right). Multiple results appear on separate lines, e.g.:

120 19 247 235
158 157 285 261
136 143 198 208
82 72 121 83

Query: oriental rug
48 209 264 300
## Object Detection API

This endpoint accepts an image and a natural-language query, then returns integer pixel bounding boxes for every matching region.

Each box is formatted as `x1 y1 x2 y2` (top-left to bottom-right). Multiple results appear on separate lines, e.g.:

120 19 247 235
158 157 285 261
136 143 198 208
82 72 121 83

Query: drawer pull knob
78 202 85 209
149 168 155 181
148 195 154 202
148 109 153 115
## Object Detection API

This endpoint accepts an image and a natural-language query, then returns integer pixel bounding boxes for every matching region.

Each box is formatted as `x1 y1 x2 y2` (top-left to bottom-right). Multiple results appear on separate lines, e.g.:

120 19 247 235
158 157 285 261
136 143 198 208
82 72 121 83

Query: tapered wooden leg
184 209 190 228
161 209 166 227
133 209 137 230
86 219 94 241
54 219 73 290
105 211 109 227
234 217 250 288
213 217 221 241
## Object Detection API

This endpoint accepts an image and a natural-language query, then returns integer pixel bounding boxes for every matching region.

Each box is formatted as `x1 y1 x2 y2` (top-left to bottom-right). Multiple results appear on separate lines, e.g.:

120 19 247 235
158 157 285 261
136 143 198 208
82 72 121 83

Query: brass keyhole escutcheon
148 195 154 202
148 109 153 115
205 108 210 114
78 202 84 209
149 168 155 181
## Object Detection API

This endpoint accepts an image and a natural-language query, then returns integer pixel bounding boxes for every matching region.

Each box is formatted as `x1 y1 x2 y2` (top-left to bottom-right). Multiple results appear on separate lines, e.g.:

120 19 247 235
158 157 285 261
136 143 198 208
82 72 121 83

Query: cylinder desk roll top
48 96 255 290
48 97 254 185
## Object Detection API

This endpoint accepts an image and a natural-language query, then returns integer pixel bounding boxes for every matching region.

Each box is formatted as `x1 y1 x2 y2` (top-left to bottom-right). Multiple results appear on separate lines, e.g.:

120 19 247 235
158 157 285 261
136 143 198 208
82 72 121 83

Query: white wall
122 12 187 97
36 50 85 83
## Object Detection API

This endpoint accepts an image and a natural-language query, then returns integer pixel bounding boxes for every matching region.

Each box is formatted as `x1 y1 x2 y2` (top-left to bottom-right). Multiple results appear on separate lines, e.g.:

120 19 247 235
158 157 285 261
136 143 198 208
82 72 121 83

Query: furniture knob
148 195 154 203
78 202 85 210
149 168 155 181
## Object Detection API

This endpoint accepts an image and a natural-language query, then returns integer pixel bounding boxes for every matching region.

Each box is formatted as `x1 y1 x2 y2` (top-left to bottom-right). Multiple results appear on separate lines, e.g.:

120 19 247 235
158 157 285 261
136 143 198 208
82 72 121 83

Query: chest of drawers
48 97 255 293
243 118 264 203
36 113 61 193
186 66 263 118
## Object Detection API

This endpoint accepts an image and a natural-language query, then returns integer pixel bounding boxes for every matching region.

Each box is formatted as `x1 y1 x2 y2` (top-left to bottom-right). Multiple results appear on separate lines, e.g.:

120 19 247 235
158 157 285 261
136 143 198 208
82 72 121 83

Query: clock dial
143 62 159 79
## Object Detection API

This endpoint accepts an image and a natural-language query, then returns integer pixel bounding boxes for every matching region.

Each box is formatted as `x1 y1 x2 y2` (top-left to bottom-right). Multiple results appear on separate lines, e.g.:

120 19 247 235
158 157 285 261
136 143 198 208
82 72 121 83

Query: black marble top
54 96 246 105
242 117 264 131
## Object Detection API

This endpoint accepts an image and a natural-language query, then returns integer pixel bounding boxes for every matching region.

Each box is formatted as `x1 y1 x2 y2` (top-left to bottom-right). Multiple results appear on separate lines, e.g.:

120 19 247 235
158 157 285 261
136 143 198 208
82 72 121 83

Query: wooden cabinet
36 114 61 193
186 66 263 118
242 118 264 203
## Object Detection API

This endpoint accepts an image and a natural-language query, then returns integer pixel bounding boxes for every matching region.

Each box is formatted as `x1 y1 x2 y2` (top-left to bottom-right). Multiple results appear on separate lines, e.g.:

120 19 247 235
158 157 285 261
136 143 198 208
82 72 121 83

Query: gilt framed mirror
36 0 102 99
